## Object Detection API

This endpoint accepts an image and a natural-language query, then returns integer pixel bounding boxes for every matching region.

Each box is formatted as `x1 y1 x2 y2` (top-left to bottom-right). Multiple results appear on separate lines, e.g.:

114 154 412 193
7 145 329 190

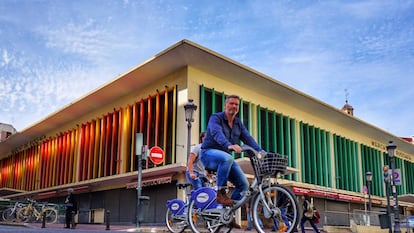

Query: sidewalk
1 221 165 232
1 221 331 232
0 222 275 232
29 223 250 232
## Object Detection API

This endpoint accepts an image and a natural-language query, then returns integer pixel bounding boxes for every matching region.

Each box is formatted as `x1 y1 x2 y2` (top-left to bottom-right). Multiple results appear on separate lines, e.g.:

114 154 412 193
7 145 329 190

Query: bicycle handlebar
240 144 265 158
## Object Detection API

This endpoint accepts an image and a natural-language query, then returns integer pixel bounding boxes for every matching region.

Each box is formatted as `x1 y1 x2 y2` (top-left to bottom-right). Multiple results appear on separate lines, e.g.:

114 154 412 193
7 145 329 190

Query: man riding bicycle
200 95 264 207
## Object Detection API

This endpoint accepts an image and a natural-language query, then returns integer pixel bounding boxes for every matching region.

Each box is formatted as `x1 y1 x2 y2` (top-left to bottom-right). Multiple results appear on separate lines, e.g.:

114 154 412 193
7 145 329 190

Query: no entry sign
149 146 165 165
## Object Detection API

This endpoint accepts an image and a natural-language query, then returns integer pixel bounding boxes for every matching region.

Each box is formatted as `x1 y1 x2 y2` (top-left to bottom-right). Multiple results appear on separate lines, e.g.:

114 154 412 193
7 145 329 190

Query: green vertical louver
200 85 206 131
333 135 360 192
211 89 216 113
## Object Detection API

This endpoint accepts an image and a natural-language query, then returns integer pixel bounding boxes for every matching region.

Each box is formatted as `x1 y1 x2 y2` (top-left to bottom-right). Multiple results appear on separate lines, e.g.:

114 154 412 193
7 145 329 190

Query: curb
0 221 30 228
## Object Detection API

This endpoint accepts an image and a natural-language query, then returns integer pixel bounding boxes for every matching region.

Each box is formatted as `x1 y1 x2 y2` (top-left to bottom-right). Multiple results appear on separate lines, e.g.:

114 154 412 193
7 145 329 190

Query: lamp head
365 171 372 182
386 141 397 158
184 99 197 122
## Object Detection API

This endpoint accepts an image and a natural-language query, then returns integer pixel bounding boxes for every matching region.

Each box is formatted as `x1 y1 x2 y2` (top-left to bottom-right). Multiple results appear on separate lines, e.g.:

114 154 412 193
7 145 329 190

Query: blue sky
0 0 413 137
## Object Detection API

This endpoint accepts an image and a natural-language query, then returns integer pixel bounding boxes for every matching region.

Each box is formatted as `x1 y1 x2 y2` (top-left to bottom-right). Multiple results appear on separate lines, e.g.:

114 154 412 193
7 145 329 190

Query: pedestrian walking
299 195 320 233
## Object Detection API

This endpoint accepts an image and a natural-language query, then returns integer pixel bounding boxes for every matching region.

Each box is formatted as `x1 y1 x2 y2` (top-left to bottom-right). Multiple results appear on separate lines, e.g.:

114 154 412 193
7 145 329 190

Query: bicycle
2 200 25 222
187 145 299 233
16 199 58 224
166 182 193 233
166 176 219 233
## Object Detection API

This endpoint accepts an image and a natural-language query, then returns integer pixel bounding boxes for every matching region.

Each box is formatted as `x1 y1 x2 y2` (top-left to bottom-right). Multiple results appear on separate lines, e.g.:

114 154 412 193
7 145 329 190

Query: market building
0 40 413 228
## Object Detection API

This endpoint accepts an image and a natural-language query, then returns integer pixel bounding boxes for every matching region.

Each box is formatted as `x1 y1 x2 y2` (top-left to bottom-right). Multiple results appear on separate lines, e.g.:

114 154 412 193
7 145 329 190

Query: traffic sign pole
135 133 147 228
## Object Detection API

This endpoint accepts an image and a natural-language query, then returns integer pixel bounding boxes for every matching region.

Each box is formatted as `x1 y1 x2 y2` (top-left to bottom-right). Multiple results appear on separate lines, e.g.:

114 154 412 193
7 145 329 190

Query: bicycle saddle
176 183 192 189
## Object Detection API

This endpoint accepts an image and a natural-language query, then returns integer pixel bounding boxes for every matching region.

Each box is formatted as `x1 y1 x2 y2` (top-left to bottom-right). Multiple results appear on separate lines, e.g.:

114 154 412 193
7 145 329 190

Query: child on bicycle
186 132 207 189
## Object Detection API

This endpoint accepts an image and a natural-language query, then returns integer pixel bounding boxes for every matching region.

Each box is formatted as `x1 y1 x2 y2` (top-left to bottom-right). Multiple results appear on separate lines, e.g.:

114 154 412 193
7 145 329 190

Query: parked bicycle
16 199 58 224
187 145 299 233
2 200 25 222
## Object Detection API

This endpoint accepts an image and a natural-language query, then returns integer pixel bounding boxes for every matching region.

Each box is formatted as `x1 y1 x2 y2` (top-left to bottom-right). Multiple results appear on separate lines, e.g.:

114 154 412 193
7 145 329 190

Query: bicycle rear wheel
43 208 58 224
2 208 15 222
251 184 299 233
187 199 221 233
165 208 187 233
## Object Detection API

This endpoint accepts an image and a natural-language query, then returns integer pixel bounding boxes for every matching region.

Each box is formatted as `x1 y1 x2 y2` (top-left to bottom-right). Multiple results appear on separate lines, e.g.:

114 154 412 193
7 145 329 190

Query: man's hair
225 95 240 103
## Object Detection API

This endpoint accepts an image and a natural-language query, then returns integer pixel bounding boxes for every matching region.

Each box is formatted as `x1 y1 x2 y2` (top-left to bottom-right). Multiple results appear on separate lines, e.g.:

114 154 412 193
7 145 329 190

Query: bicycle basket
190 187 218 209
167 199 185 215
252 152 287 176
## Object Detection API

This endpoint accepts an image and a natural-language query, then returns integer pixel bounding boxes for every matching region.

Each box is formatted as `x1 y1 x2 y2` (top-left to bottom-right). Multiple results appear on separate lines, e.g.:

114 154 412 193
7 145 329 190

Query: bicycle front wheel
251 184 299 233
165 208 187 233
43 208 58 224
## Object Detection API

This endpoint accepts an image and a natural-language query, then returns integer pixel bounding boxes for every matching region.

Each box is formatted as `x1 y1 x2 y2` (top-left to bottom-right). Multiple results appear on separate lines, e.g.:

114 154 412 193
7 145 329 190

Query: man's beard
227 109 238 116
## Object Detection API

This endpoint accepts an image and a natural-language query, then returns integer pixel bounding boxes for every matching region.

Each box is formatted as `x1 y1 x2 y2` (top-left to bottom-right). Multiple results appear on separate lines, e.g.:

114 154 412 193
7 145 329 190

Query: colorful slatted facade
0 87 175 191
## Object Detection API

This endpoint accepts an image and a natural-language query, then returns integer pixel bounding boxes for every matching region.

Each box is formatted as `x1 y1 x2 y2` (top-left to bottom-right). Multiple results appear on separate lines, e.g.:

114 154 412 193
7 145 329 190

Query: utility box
89 208 105 223
76 209 89 224
379 214 390 229
138 196 150 222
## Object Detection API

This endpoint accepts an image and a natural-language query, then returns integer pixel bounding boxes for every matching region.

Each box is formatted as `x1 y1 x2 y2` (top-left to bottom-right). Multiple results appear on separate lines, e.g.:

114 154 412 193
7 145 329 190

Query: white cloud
1 49 11 66
39 20 114 62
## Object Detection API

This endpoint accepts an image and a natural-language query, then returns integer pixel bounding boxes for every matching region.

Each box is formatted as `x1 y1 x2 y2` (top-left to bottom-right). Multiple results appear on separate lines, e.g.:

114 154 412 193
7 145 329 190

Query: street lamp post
365 171 372 226
387 141 400 233
184 99 197 160
365 171 372 212
383 166 392 233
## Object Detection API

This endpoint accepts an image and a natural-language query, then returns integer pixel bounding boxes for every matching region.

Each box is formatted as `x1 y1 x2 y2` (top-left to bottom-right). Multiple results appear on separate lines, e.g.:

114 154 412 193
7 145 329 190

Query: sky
0 0 413 137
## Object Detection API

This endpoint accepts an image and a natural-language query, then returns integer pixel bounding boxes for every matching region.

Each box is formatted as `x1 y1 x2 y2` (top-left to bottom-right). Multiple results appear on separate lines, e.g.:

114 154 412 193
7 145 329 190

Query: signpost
135 136 165 228
393 169 401 186
136 133 144 228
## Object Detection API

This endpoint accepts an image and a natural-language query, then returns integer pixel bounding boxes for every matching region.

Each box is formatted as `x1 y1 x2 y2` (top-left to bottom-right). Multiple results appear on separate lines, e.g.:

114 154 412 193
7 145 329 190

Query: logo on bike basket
196 192 210 203
191 187 218 209
171 203 180 211
167 199 185 215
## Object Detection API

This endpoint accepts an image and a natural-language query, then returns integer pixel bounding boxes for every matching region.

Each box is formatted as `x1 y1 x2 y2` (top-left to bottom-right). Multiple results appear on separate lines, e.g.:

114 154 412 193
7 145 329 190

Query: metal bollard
105 210 110 230
41 211 46 228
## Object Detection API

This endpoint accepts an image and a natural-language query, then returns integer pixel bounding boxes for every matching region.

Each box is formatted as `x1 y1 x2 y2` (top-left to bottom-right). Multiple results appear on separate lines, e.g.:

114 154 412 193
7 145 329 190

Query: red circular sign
149 146 165 165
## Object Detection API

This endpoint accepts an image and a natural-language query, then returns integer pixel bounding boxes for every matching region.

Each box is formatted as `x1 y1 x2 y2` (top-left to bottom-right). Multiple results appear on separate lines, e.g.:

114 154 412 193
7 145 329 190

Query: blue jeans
200 149 248 200
272 207 290 230
185 171 205 190
247 210 263 230
281 207 290 227
300 216 320 233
